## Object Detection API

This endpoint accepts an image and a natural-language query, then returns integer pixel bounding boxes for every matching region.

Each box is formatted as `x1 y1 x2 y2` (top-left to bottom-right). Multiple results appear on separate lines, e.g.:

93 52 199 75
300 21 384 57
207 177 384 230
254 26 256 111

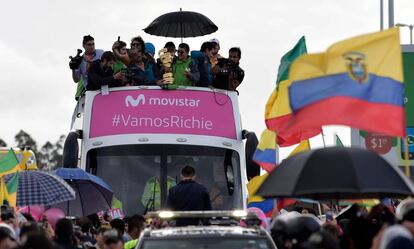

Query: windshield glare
87 144 242 214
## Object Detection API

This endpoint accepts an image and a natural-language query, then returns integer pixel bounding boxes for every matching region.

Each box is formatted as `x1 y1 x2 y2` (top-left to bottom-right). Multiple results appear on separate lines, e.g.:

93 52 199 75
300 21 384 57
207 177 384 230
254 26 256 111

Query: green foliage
14 130 38 153
38 135 66 170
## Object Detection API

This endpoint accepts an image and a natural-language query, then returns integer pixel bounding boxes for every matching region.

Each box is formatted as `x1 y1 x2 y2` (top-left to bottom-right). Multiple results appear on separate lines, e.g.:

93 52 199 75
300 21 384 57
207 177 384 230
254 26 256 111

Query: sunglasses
86 43 95 46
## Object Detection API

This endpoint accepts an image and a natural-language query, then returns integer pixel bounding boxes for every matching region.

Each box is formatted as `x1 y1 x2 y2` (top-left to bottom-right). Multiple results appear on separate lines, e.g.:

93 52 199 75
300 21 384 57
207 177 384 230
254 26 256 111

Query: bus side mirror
225 164 235 196
244 131 261 179
62 130 81 168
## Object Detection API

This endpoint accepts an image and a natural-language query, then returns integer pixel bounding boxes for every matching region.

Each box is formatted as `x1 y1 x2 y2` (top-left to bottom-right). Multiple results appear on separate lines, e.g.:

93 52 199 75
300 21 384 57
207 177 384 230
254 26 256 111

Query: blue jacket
167 179 212 226
190 51 212 87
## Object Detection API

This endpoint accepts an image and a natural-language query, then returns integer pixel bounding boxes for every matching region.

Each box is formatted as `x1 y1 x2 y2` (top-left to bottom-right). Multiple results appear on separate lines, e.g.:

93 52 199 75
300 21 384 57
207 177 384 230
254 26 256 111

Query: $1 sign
365 133 392 154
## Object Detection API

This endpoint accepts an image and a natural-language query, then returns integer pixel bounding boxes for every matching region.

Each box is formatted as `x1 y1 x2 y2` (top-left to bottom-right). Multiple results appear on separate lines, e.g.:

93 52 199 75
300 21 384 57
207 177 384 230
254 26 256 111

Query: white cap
209 38 220 46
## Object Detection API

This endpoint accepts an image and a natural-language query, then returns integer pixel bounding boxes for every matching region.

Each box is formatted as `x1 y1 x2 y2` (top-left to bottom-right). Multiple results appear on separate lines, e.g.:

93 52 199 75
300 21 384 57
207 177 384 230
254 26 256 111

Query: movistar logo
125 94 200 108
125 94 146 107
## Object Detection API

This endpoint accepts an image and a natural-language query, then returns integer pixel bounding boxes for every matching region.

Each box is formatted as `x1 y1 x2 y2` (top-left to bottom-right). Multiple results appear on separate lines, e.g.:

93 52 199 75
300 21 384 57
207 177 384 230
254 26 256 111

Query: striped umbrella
5 171 75 206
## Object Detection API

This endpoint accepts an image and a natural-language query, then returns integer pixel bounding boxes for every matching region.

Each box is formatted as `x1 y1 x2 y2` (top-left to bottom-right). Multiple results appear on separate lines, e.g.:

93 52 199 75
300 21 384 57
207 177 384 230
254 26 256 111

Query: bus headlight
159 211 174 219
232 210 247 218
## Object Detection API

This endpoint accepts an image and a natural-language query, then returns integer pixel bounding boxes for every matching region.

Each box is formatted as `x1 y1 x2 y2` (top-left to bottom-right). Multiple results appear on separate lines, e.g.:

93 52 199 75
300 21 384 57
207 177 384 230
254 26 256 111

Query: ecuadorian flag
265 37 321 146
247 173 274 217
253 129 277 172
281 28 405 139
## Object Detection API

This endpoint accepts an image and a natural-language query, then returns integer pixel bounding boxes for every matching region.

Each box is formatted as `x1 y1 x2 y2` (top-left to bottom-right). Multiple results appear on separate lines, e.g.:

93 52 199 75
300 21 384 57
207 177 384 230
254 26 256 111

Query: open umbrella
144 9 218 38
257 147 414 200
51 168 113 217
5 171 75 206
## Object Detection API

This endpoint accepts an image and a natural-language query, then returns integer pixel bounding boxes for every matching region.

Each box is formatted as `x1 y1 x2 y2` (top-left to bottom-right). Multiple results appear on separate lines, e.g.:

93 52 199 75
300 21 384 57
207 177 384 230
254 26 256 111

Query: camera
1 205 14 221
217 58 237 74
69 49 83 70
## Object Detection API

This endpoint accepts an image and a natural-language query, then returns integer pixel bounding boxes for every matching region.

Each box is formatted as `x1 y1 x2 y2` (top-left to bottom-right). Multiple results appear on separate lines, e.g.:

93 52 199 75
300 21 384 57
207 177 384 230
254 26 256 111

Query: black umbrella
143 9 218 38
257 147 414 200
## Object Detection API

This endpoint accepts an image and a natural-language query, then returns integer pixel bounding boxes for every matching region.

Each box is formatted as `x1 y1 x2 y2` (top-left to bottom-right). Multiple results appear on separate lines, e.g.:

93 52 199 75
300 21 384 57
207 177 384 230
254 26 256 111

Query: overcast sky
1 0 413 154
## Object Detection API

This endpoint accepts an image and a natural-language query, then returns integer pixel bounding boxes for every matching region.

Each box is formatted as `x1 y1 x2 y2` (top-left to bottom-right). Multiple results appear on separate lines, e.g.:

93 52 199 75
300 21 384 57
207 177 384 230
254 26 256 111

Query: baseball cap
209 38 220 46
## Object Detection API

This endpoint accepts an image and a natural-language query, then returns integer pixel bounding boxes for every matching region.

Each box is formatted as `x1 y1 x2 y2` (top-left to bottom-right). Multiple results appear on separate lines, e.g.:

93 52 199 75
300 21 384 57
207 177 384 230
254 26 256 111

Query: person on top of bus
144 42 156 63
71 35 104 89
111 40 128 74
143 42 161 85
191 42 214 87
209 38 223 70
156 41 177 70
164 41 176 55
131 36 145 52
86 51 126 91
172 43 199 87
112 36 145 68
128 50 162 86
212 47 245 91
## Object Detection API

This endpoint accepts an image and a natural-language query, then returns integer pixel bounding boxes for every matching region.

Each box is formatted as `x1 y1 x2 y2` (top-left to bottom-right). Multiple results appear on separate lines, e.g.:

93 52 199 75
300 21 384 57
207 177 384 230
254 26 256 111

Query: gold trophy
158 48 174 84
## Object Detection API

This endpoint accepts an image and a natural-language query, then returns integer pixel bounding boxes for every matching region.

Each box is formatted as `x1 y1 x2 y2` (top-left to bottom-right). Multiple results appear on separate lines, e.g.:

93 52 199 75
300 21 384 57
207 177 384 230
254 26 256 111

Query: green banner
403 51 414 126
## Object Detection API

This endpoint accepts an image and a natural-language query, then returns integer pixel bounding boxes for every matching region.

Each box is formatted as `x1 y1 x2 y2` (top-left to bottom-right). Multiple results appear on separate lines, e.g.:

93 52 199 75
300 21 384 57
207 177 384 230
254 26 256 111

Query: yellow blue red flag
252 129 277 172
281 28 405 139
288 139 310 157
265 37 321 146
247 173 274 217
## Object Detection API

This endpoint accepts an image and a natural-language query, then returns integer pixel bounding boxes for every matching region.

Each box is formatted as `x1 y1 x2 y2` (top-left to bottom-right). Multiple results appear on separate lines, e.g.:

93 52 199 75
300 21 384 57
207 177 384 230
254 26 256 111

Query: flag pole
404 136 411 177
321 130 327 148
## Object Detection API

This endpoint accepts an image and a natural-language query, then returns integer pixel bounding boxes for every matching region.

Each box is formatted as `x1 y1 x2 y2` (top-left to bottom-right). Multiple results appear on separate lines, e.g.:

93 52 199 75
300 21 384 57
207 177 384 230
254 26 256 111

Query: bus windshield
86 144 242 214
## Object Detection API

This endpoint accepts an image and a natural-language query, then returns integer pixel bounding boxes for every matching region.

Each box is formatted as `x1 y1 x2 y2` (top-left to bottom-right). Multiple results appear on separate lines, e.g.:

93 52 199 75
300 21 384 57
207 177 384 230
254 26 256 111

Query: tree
38 142 54 170
51 135 65 170
38 135 66 170
0 139 7 147
14 130 38 153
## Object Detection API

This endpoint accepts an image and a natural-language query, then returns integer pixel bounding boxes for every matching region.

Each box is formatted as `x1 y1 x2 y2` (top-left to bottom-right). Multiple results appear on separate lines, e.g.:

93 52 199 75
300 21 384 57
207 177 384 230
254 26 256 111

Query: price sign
365 133 392 154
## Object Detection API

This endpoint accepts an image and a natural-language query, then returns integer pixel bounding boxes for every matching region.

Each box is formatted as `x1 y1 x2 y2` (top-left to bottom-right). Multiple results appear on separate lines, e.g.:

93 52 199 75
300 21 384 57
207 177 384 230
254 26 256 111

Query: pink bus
64 86 259 214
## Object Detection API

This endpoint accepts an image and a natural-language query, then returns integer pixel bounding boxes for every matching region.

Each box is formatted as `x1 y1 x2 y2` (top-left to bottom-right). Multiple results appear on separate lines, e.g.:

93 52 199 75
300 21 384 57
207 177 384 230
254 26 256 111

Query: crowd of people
0 210 146 249
265 199 414 249
1 200 414 249
0 166 414 249
69 35 245 99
